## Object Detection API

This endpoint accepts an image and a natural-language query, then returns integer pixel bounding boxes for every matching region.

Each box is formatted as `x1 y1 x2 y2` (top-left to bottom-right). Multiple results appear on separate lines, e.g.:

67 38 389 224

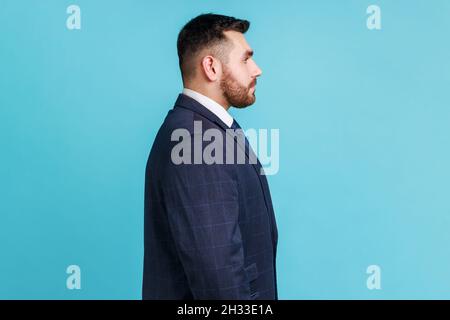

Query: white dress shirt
182 88 234 128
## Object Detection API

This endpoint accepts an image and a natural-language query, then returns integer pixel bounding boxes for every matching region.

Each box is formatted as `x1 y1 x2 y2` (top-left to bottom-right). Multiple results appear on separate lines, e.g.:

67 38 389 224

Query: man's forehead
224 30 252 52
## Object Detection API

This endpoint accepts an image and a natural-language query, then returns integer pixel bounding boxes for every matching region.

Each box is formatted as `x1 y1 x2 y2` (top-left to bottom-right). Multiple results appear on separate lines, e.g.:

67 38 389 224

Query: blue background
1 0 450 299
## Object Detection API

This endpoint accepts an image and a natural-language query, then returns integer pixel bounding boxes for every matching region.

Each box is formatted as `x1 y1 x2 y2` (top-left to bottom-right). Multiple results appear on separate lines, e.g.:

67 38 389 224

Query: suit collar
174 93 231 132
174 93 256 169
182 89 234 128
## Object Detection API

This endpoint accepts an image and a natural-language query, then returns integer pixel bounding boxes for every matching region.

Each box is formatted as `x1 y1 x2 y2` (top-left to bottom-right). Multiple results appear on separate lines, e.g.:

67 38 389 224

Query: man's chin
247 94 257 106
233 96 256 109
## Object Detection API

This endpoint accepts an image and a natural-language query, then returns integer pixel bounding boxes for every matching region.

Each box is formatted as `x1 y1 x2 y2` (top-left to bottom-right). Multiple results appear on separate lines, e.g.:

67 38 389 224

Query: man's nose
254 63 263 77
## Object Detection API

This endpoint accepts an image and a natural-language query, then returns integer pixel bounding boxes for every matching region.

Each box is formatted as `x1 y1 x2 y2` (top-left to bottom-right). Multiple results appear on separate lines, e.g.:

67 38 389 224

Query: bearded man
142 13 278 300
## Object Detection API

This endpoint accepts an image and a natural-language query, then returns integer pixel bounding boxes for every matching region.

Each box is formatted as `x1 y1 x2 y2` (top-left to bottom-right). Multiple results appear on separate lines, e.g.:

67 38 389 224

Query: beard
220 66 257 108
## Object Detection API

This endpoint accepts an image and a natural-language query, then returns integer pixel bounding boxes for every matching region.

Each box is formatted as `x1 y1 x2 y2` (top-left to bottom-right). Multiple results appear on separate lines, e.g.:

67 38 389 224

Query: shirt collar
182 88 234 128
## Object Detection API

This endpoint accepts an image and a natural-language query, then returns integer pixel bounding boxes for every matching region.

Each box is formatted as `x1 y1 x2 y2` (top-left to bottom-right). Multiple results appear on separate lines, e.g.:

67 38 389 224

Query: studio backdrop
1 0 450 299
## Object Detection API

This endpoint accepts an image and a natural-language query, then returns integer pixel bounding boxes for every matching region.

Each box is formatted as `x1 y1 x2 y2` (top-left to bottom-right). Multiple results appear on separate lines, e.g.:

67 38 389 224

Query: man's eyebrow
242 50 254 58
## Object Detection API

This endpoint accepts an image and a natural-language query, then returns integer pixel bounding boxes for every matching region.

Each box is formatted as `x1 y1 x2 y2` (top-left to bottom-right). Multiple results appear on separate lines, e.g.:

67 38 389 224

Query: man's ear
201 55 221 82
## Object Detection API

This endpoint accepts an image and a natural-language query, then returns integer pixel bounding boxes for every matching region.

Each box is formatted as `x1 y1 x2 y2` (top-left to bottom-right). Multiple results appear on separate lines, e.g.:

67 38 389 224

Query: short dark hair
177 13 250 81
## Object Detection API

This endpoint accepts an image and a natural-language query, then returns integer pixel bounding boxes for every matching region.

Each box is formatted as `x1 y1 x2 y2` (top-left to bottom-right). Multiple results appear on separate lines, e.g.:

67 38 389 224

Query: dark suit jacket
142 93 278 299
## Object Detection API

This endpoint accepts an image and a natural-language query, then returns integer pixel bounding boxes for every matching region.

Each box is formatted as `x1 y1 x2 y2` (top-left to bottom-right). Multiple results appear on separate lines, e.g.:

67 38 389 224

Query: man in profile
143 13 278 300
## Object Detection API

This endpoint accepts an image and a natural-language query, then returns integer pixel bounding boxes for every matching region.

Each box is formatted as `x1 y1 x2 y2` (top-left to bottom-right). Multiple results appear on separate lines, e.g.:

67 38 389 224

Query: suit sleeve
161 160 252 299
